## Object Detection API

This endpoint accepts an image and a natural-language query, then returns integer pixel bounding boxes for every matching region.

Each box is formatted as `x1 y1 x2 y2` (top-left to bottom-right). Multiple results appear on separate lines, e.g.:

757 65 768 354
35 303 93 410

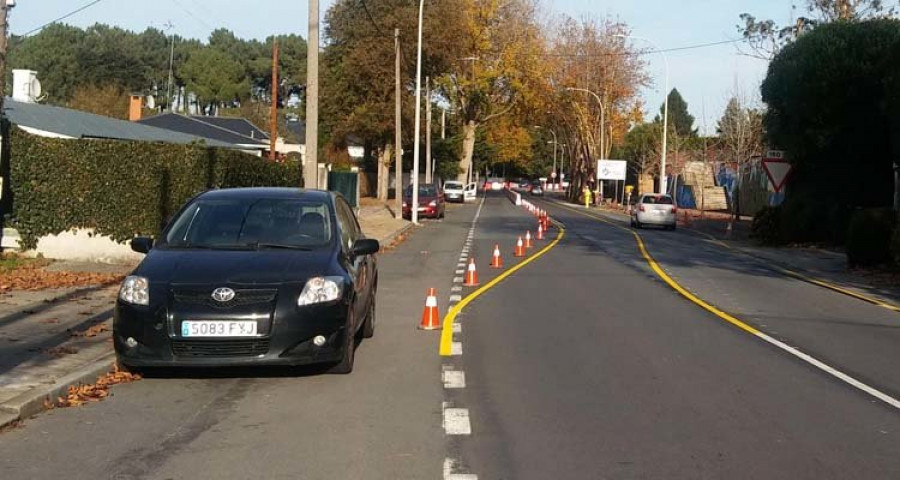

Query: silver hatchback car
631 194 677 230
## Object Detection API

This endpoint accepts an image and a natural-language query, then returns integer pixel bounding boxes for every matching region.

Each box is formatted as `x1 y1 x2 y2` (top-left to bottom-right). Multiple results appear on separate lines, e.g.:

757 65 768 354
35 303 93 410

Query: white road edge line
756 330 900 409
451 341 463 356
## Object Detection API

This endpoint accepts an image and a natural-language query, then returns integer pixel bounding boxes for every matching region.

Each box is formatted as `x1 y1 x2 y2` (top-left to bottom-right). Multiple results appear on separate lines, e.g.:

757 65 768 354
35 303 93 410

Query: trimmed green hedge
9 128 301 249
846 208 895 267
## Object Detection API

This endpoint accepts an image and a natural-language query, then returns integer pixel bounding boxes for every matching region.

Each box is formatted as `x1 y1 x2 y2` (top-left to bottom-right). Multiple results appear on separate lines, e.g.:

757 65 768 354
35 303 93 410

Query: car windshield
445 182 463 190
162 197 333 249
405 185 438 197
642 195 674 205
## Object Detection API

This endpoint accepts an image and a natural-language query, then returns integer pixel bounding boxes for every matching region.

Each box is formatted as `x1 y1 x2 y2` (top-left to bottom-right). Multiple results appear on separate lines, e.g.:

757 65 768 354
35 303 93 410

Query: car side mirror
130 236 154 254
351 238 380 257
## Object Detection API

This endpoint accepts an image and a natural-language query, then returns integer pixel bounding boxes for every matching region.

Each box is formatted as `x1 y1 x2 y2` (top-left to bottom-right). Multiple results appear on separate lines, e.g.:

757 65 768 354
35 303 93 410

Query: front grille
172 288 278 309
171 339 270 357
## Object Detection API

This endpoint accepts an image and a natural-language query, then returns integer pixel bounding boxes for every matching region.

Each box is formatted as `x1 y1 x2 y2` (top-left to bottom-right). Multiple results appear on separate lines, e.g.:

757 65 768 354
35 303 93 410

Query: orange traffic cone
514 236 526 257
525 231 533 248
464 258 479 286
490 244 503 269
536 223 545 240
419 288 440 330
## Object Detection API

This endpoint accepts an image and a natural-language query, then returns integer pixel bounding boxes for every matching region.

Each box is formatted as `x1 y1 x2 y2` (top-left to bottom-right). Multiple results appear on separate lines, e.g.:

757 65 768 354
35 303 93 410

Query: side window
335 199 360 251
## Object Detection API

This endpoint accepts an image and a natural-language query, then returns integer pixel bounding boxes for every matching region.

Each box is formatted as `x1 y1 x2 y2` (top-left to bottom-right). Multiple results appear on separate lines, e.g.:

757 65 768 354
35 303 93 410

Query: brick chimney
129 95 143 121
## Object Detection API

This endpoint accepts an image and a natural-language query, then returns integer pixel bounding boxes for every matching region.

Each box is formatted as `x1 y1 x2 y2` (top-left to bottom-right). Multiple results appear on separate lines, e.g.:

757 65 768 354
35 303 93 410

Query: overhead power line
21 0 104 37
516 37 750 58
360 0 388 38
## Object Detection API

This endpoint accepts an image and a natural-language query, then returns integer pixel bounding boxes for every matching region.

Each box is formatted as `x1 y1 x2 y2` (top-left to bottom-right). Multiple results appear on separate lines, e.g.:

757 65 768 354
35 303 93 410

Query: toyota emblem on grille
211 288 235 303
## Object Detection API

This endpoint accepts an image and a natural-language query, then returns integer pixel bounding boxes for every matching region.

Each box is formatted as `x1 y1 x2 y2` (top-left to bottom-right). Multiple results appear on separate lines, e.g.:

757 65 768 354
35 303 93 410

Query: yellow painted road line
438 225 565 356
543 200 900 409
549 199 900 313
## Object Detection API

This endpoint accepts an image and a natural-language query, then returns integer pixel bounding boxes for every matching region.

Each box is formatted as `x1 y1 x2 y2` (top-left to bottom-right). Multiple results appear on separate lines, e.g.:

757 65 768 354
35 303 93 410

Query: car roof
196 187 333 202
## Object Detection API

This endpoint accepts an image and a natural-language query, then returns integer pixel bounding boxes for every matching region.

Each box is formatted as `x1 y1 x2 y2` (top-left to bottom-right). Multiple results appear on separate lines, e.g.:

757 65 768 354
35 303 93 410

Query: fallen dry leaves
53 366 142 408
0 262 123 293
69 323 110 338
41 346 79 357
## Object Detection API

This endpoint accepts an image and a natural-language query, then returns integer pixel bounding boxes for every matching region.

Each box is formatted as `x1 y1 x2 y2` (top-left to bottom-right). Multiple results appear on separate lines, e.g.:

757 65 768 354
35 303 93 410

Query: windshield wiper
181 243 256 250
252 242 314 251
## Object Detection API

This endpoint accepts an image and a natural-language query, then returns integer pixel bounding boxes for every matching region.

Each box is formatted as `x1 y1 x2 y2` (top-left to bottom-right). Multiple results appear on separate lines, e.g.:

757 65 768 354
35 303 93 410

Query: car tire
669 224 677 231
635 220 642 229
329 312 356 374
361 296 375 339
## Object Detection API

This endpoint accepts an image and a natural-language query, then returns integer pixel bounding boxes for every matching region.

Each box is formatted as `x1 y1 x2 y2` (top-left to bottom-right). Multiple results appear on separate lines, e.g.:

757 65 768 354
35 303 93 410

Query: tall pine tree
656 88 696 137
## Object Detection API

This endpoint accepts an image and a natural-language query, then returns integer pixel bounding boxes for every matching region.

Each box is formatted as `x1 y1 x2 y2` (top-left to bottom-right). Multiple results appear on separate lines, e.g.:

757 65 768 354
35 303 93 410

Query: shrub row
8 128 301 249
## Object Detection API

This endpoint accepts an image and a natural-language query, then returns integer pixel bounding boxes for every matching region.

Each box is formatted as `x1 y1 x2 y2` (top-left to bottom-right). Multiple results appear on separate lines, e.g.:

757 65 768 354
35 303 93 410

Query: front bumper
403 206 439 218
114 301 350 367
635 211 676 226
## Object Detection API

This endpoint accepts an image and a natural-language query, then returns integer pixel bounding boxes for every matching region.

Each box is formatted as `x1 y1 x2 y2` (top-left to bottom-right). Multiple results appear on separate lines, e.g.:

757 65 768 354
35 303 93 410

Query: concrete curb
378 222 415 248
0 352 116 429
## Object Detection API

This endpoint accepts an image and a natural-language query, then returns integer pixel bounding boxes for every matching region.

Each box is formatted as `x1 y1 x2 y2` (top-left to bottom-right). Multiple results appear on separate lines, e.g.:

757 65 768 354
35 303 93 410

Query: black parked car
114 188 379 374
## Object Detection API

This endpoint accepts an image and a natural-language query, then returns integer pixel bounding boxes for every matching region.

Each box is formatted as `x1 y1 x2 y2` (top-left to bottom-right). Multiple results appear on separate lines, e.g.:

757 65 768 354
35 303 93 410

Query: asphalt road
0 201 477 480
2 192 899 479
446 194 900 479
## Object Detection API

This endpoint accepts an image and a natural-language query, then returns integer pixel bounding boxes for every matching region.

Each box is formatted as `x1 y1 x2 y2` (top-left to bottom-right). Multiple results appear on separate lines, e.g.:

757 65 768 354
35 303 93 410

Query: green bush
891 224 900 265
750 205 785 245
8 128 301 249
846 208 896 267
779 197 830 244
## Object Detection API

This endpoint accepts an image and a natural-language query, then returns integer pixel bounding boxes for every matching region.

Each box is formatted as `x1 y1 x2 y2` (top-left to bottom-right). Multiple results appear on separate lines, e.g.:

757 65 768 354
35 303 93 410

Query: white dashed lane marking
444 458 478 480
442 402 472 435
442 370 466 389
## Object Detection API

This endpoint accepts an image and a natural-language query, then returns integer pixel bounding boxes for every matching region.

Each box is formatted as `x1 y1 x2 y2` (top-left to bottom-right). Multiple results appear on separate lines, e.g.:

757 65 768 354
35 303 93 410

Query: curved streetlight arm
565 86 606 161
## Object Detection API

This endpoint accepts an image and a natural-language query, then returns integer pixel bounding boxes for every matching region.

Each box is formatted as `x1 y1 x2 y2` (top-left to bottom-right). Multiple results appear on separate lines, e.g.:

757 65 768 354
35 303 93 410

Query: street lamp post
411 0 425 225
616 34 669 194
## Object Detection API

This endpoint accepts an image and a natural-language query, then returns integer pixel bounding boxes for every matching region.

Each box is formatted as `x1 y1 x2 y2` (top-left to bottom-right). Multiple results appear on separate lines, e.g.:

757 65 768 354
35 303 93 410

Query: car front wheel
361 296 375 339
329 311 357 374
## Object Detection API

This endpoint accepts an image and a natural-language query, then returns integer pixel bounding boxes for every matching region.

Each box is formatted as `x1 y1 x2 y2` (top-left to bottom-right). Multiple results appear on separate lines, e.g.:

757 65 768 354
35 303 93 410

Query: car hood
135 248 335 285
404 195 438 203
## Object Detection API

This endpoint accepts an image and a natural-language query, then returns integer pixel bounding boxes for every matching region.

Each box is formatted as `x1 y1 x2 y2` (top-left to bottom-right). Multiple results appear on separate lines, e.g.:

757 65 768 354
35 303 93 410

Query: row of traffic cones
420 201 554 330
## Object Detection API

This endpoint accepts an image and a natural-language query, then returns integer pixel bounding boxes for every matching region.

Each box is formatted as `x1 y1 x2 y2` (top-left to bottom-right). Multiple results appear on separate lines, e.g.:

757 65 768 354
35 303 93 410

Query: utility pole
0 0 10 113
425 76 432 184
394 28 402 218
304 0 320 188
269 40 279 161
441 109 446 140
164 21 175 111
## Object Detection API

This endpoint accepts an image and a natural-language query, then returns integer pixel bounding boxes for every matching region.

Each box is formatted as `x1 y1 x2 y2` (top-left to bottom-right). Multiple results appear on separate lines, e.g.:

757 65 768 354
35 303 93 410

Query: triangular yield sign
762 159 792 193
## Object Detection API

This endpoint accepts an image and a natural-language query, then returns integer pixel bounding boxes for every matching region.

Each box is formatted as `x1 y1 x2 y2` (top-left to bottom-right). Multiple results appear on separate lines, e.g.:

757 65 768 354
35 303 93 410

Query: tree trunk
377 144 392 201
459 120 477 183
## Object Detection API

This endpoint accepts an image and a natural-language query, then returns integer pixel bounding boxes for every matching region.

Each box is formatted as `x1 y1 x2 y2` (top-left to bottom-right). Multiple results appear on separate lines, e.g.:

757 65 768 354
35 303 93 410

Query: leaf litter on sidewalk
48 366 142 409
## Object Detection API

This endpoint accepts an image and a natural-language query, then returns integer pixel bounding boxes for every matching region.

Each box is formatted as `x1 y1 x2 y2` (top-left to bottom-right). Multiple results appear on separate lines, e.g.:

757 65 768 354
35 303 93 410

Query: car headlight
298 276 344 306
429 200 437 207
119 276 149 306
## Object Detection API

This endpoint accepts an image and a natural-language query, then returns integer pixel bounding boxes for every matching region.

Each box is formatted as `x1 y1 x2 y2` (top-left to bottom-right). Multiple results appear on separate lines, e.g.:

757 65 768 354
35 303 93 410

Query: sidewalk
553 196 900 310
0 203 412 429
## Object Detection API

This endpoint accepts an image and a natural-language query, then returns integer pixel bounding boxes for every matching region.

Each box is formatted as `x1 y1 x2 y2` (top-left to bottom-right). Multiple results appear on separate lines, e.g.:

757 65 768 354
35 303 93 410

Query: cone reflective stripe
464 258 479 286
490 244 503 268
525 231 533 248
514 236 526 257
536 223 545 240
419 287 440 330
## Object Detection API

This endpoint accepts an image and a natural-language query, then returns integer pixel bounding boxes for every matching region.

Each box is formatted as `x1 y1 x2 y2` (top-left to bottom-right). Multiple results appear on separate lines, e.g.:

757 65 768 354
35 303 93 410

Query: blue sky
12 0 795 134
